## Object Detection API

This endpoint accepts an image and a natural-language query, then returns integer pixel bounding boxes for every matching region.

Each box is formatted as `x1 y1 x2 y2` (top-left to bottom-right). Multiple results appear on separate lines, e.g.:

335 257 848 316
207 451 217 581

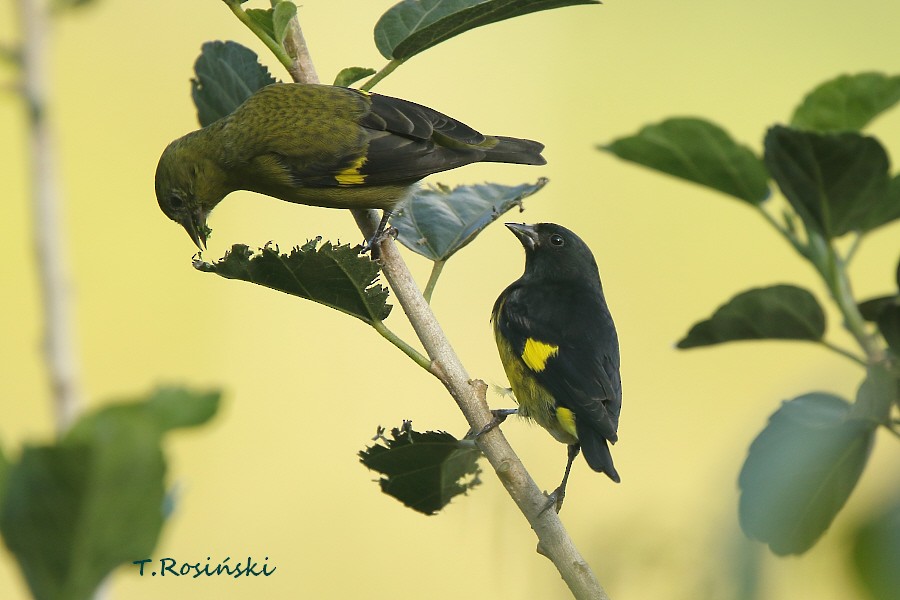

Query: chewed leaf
191 41 277 127
194 239 391 324
374 0 599 61
391 179 547 261
333 67 377 87
359 422 482 515
739 393 875 555
677 285 826 348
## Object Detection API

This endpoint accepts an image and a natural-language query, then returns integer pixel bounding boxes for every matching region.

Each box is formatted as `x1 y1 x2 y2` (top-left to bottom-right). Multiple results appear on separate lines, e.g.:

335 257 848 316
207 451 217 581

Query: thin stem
824 242 882 362
819 340 867 366
844 232 863 265
757 205 809 259
423 260 445 304
17 0 82 434
359 59 404 92
372 320 431 371
223 0 295 76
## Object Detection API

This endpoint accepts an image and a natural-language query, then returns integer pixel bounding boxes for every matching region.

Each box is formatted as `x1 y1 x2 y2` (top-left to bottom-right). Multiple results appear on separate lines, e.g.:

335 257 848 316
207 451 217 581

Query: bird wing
495 284 621 443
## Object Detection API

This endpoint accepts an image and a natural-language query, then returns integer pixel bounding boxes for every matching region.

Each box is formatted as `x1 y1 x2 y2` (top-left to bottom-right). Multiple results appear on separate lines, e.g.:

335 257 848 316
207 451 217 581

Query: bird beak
505 222 539 251
179 209 209 251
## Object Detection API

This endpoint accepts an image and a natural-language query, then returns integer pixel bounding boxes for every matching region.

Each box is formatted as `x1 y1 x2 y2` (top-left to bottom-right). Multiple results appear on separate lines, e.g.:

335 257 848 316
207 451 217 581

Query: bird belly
494 328 578 445
242 182 413 210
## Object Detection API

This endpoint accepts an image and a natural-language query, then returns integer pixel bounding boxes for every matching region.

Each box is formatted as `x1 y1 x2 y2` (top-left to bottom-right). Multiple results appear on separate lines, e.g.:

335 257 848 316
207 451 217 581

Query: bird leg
474 408 519 438
362 210 398 258
541 443 581 515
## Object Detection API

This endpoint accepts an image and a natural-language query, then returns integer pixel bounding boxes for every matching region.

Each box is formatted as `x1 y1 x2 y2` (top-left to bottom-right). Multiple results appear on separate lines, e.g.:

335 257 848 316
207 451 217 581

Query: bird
154 83 546 251
489 222 622 511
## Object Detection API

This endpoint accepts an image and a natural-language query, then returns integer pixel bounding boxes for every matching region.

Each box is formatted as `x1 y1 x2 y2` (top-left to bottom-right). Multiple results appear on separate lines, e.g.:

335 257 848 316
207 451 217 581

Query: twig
17 0 82 434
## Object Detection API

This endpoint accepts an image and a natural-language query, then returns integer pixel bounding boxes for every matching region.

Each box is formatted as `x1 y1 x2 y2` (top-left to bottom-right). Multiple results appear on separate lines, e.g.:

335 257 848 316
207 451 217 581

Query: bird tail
484 137 546 165
578 426 620 483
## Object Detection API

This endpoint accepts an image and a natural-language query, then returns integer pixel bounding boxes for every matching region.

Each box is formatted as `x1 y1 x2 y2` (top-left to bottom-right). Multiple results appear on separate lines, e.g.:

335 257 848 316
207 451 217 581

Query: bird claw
475 408 518 438
539 486 566 515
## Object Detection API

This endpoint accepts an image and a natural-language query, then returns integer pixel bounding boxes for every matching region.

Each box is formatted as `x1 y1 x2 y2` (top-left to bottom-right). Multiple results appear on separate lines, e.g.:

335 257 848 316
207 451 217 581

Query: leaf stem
818 340 867 366
359 58 404 92
223 0 295 76
423 260 445 304
372 320 432 371
757 205 809 259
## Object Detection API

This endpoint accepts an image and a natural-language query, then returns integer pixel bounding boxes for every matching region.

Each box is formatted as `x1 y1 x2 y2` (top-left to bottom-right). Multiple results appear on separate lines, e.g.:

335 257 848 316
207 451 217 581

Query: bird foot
475 408 518 438
539 486 566 515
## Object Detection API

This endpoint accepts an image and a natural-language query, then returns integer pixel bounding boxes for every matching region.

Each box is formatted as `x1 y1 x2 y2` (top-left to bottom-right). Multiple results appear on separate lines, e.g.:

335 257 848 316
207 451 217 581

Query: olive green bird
489 223 622 510
155 83 546 250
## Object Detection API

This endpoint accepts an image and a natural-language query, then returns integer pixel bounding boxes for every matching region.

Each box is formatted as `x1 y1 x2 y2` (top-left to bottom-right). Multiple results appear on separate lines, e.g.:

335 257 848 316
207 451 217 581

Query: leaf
851 492 900 600
764 126 894 238
191 41 278 127
601 118 770 205
677 285 826 348
333 67 377 87
359 422 482 515
194 239 392 325
738 393 875 555
0 387 220 600
391 178 547 261
790 72 900 133
246 8 277 42
272 1 298 43
877 303 900 357
374 0 600 61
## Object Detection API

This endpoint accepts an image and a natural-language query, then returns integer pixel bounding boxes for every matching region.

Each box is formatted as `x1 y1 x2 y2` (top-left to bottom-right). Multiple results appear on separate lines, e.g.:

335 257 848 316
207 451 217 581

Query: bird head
154 131 230 250
505 222 601 285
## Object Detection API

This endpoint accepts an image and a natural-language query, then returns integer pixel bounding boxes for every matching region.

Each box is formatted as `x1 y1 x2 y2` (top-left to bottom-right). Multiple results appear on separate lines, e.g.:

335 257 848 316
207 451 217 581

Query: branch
244 6 610 598
16 0 82 434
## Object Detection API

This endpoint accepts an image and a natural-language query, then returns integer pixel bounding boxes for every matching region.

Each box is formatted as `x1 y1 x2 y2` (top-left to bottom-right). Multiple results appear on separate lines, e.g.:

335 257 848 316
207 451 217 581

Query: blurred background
2 0 899 598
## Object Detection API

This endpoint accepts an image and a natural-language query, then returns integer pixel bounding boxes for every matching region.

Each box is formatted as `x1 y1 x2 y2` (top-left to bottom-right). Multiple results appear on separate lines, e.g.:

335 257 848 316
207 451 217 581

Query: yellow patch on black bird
521 338 559 372
335 155 368 185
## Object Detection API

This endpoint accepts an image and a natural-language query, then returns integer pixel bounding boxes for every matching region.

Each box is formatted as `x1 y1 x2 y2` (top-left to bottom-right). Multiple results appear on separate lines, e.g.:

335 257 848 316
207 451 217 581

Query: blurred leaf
764 126 894 237
246 8 277 41
601 118 770 205
0 387 219 600
195 240 392 325
858 295 899 322
851 491 900 600
272 1 298 43
374 0 599 61
791 72 900 133
738 393 875 555
191 41 278 127
333 67 377 87
677 285 826 348
853 364 897 424
51 0 98 12
877 304 900 356
391 178 547 261
359 422 482 515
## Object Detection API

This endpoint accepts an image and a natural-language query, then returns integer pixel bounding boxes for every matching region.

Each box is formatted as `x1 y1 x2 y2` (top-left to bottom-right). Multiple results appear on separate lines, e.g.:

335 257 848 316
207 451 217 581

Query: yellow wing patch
336 155 367 185
521 338 559 373
555 407 578 439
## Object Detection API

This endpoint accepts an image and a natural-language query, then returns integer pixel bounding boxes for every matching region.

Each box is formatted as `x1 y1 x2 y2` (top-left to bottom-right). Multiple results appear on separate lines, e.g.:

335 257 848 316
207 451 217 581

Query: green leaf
191 41 278 127
738 393 875 555
600 118 770 205
790 72 900 133
391 178 547 261
50 0 97 12
374 0 600 61
851 492 900 600
195 239 392 325
764 126 893 238
858 295 899 322
853 365 898 425
272 1 298 43
359 422 482 515
245 8 277 42
0 387 220 600
677 285 826 348
877 303 900 357
333 67 377 87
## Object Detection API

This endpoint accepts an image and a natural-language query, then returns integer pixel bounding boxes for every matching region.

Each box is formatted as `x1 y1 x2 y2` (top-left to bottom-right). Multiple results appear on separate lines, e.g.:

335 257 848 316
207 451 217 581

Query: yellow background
2 0 899 598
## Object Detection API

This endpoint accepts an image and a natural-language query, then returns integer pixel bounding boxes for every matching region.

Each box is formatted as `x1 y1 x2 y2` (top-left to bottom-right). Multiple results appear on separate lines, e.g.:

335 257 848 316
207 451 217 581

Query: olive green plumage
155 83 546 249
492 222 622 498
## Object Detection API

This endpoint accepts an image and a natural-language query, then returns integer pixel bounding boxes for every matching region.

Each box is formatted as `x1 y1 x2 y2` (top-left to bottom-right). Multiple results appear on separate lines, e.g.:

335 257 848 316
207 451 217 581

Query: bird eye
168 195 184 210
549 234 565 247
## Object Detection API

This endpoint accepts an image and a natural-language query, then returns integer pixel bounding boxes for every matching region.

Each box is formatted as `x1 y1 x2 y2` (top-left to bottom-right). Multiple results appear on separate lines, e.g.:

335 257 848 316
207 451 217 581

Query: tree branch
17 0 82 434
249 6 611 598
